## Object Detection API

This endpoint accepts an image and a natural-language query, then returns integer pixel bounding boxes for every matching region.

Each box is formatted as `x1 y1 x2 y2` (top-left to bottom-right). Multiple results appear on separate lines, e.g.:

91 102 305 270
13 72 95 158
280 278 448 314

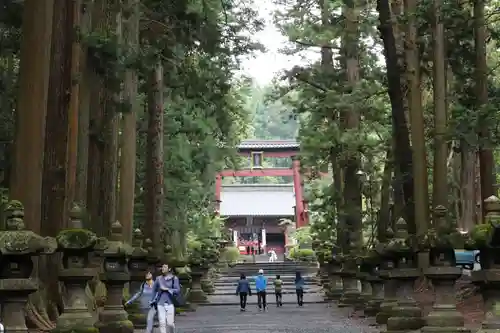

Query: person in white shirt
268 249 277 262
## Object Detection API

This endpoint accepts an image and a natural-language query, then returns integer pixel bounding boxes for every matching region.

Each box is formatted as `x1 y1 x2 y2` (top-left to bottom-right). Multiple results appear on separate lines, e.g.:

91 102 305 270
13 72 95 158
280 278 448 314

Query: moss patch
57 228 97 249
52 327 99 333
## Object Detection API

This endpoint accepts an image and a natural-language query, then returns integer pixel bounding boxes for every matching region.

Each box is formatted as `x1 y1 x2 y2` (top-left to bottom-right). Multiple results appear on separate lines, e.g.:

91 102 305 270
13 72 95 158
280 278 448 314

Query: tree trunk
474 0 495 201
376 0 416 233
431 0 448 208
145 62 164 256
404 0 429 237
40 0 78 322
75 2 93 208
99 8 121 237
460 142 476 230
378 148 392 242
342 0 363 247
118 0 139 243
10 0 54 233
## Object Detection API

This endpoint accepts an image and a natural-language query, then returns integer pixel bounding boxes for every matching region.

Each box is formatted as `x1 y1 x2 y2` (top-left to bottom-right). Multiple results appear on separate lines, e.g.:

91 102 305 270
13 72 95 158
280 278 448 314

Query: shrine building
214 140 308 255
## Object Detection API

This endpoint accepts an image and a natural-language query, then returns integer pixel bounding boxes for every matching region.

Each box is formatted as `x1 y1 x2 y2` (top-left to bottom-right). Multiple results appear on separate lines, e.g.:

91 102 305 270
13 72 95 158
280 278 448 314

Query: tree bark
10 0 54 233
145 62 164 256
42 0 76 237
342 0 363 248
404 0 429 237
474 0 495 201
460 142 476 230
118 0 139 243
75 1 93 208
99 9 121 237
38 0 78 324
379 148 392 242
376 0 416 233
431 0 448 208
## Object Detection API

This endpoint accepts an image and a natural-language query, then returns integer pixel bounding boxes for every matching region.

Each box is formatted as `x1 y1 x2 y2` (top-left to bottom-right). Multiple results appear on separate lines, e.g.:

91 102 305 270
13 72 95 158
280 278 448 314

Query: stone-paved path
173 304 377 333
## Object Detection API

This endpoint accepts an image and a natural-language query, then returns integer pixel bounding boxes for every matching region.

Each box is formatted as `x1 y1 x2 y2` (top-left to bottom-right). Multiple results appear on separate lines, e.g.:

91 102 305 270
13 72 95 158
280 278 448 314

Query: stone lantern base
189 269 208 303
384 277 423 333
364 277 383 317
421 266 469 333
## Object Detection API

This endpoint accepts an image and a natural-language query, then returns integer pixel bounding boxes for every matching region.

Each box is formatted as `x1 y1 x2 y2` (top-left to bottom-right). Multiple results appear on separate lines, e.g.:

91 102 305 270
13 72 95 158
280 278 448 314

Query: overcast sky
239 0 315 85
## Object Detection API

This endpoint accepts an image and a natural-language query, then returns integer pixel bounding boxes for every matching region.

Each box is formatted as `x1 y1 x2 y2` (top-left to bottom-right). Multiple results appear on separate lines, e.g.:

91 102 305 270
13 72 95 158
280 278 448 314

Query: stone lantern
363 249 384 317
338 233 362 308
421 205 469 333
325 245 343 301
0 200 57 332
471 196 500 333
356 249 373 313
385 217 423 333
375 228 397 325
52 203 99 333
95 221 134 333
127 228 149 328
144 238 160 275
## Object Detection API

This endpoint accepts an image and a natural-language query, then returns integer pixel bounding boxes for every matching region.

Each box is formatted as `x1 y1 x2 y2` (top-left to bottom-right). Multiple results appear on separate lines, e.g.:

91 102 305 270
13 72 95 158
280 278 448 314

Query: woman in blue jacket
236 273 252 311
125 271 156 333
295 271 305 306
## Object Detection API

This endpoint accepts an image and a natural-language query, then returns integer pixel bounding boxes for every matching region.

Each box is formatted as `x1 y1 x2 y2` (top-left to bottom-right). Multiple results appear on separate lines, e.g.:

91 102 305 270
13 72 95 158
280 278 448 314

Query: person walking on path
295 271 305 306
273 274 283 307
125 271 156 333
236 273 252 311
254 268 268 311
150 264 181 333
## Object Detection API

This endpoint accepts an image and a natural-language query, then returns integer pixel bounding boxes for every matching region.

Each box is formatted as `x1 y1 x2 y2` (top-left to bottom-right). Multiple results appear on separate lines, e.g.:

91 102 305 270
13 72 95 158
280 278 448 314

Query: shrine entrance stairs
206 262 325 306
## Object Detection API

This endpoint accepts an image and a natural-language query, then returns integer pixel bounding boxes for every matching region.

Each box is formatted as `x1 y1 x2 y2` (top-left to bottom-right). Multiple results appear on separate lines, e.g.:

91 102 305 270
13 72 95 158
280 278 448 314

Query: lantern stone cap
56 202 98 250
433 205 447 217
131 228 148 258
56 228 98 250
484 196 500 212
0 200 57 255
68 202 84 225
102 221 132 257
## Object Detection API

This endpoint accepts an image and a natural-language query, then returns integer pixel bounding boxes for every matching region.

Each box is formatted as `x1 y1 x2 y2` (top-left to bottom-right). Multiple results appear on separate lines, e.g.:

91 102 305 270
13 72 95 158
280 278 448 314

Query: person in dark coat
236 273 252 311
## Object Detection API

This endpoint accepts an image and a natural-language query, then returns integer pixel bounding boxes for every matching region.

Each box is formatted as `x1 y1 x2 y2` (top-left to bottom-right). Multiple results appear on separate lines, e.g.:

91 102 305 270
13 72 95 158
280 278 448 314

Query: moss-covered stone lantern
355 248 373 313
0 200 57 332
144 238 160 275
420 205 469 333
384 217 423 333
471 196 500 333
95 221 133 333
363 249 384 317
375 227 397 325
52 203 99 333
338 232 362 308
324 245 343 301
127 228 149 328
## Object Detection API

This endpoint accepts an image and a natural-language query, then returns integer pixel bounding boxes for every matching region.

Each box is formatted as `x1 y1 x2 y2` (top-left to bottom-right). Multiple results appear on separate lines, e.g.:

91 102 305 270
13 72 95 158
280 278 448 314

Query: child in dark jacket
236 273 252 311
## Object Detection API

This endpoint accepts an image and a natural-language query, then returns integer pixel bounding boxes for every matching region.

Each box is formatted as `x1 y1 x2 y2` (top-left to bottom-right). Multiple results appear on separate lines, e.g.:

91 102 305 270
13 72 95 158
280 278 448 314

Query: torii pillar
292 156 307 228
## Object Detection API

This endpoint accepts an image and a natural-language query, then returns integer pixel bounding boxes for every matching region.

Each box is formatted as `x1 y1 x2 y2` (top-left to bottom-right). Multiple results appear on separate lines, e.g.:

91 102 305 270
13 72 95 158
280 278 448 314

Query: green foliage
294 226 312 246
288 247 316 262
220 246 241 264
186 231 220 268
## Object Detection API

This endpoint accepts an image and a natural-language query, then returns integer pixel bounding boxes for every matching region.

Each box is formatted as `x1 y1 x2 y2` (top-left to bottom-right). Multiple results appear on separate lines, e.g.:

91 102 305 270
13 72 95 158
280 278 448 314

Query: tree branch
292 39 340 50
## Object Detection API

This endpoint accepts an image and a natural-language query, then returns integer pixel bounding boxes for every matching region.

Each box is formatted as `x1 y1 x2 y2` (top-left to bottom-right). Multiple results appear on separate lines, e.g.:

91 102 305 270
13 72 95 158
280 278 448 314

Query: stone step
213 276 316 283
213 282 318 288
225 270 317 277
213 282 322 289
213 287 323 295
204 293 327 306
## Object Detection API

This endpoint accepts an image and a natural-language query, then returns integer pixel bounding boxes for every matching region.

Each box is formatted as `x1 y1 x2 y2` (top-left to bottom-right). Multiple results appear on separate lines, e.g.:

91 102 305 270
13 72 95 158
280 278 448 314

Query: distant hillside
244 83 298 140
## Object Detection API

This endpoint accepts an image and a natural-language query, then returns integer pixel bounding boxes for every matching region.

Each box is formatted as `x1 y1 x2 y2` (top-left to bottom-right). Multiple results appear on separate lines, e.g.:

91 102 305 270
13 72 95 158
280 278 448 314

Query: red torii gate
215 140 309 228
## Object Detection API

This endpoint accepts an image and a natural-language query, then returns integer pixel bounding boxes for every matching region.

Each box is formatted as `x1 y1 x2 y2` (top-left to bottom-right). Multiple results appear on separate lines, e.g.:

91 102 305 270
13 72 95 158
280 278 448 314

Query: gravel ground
171 303 377 333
